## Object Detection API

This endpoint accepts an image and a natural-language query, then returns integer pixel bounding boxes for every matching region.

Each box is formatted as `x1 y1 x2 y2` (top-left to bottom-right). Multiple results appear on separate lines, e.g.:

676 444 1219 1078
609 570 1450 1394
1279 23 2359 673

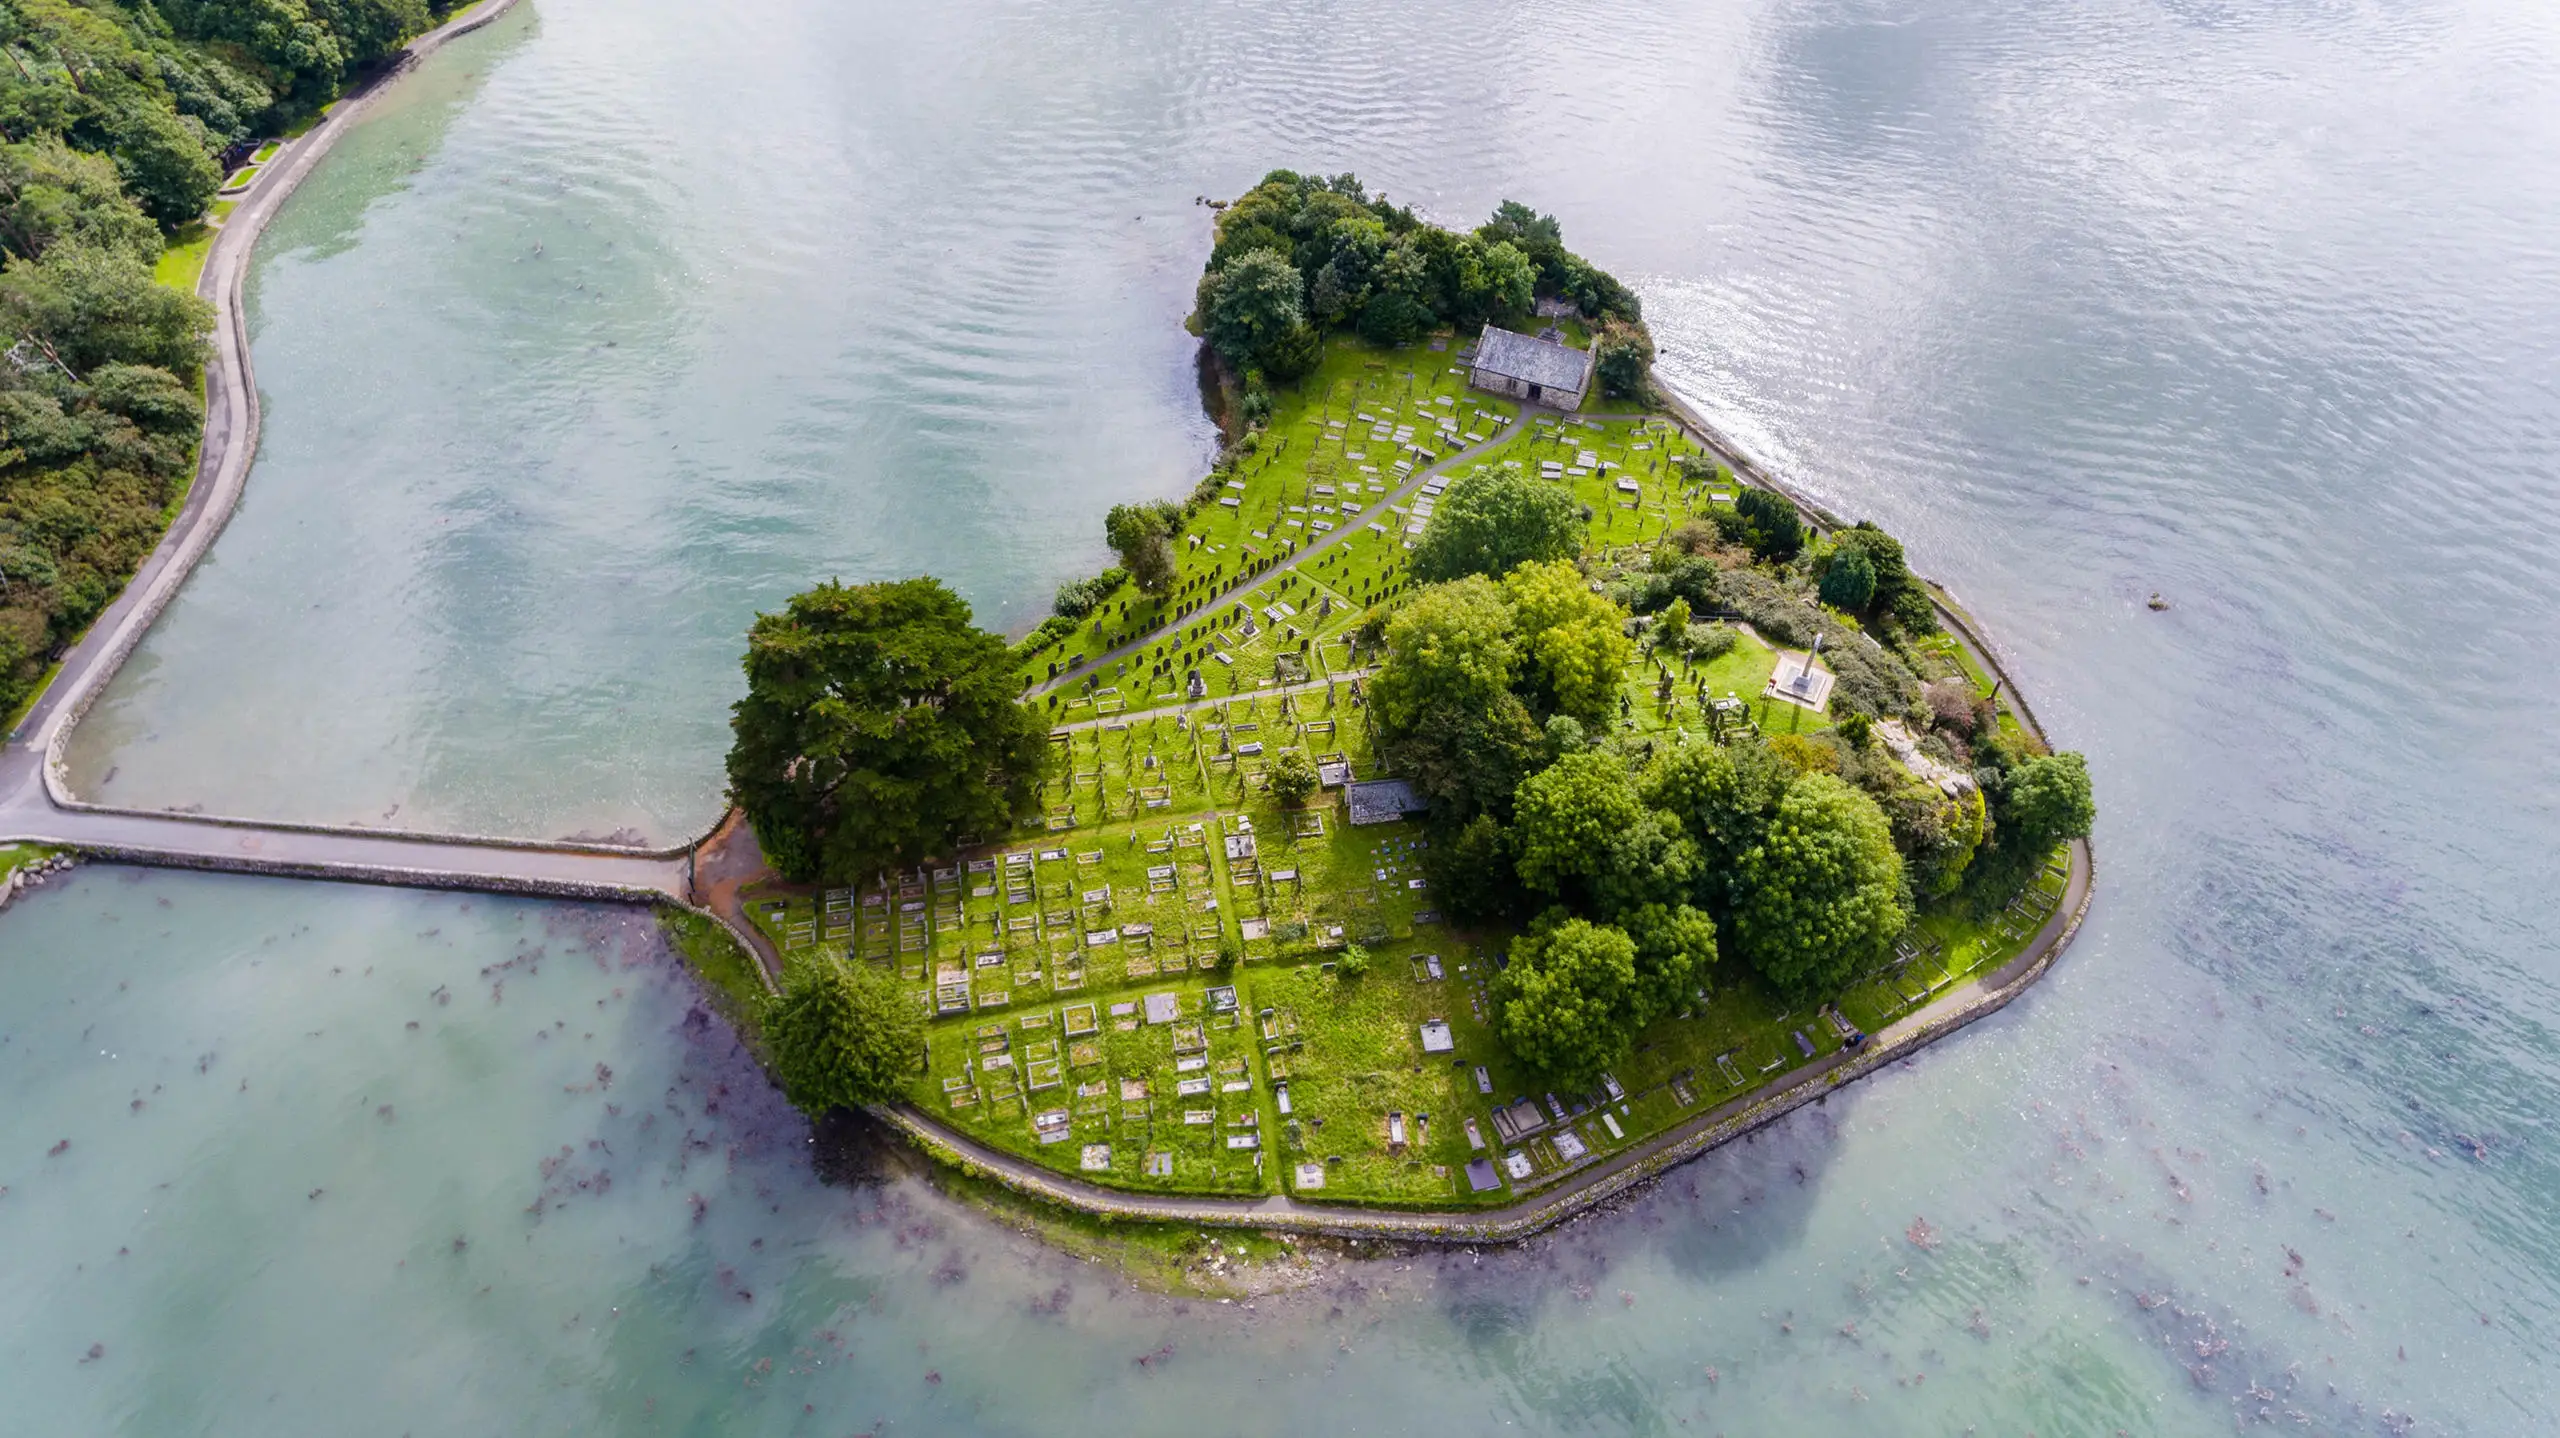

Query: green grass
154 225 215 293
658 906 772 1055
0 844 57 872
743 334 2070 1210
251 142 281 164
1016 333 1521 708
929 1161 1310 1295
280 103 336 141
734 687 2070 1210
221 167 257 191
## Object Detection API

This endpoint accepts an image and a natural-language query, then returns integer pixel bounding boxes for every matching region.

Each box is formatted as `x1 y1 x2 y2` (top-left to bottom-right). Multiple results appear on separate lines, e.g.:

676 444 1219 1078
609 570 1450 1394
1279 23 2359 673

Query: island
712 171 2096 1235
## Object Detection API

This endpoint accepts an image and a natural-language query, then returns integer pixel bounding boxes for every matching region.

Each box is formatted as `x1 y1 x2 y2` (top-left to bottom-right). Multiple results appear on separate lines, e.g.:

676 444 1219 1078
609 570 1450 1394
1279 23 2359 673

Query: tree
1955 741 2092 910
727 578 1049 885
1104 500 1183 595
1356 287 1430 346
1512 751 1645 903
1645 737 1793 905
96 98 222 228
309 0 431 69
766 954 923 1113
1733 774 1910 1000
1197 248 1306 370
1407 465 1584 584
0 243 212 374
1473 239 1537 323
87 362 202 435
2001 751 2096 854
1268 748 1319 806
158 0 351 107
1421 811 1523 924
1591 320 1654 401
1261 320 1323 380
1730 487 1804 562
1476 199 1564 280
1620 901 1717 1026
1496 914 1638 1087
1368 574 1517 735
1819 544 1875 611
1380 688 1542 825
1833 523 1915 615
1502 559 1630 727
1511 751 1698 918
0 139 161 263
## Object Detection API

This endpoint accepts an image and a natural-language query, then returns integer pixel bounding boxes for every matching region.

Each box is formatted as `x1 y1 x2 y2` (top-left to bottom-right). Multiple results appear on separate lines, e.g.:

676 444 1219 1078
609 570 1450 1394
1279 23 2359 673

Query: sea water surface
14 0 2560 1430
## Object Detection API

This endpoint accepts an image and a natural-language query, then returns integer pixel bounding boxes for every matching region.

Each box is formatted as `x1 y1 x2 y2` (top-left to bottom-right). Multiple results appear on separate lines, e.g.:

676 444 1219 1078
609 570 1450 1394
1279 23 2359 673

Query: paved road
0 0 697 909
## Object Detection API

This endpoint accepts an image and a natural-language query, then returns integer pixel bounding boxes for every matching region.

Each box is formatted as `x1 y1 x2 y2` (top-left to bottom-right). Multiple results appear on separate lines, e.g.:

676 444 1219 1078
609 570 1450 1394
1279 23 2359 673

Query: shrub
1924 678 1979 735
1683 622 1737 662
1052 567 1129 619
1592 320 1655 401
1819 545 1876 610
1336 942 1371 979
1268 748 1319 806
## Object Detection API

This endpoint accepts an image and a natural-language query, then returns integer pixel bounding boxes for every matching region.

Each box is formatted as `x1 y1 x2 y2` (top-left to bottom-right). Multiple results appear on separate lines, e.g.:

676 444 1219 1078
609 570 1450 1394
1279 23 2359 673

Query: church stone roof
1472 324 1590 391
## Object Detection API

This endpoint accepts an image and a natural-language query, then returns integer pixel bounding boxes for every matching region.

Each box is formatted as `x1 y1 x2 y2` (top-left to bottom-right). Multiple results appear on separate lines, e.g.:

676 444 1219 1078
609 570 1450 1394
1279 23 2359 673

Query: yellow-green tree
1503 559 1631 727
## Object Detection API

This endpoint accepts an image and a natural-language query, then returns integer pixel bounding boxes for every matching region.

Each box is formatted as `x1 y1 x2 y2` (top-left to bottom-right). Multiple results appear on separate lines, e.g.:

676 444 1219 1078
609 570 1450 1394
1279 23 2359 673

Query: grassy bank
658 907 770 1056
927 1159 1334 1297
1 844 58 873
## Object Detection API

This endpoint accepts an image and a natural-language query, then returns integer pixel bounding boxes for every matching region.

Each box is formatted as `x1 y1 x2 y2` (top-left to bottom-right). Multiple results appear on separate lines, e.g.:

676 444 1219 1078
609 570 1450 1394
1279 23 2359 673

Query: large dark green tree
1818 543 1875 610
1407 465 1584 584
766 953 924 1112
1727 487 1805 561
727 578 1048 885
1197 247 1309 373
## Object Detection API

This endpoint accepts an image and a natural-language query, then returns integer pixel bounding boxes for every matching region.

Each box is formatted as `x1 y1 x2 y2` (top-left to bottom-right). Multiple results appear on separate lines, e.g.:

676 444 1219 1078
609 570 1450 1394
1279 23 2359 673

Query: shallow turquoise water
17 0 2560 1429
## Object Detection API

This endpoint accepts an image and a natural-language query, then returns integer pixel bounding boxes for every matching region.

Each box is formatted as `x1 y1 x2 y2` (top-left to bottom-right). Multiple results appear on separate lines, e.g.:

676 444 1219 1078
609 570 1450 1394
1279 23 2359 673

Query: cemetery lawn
747 604 2059 1211
748 784 2061 1209
733 330 2073 1212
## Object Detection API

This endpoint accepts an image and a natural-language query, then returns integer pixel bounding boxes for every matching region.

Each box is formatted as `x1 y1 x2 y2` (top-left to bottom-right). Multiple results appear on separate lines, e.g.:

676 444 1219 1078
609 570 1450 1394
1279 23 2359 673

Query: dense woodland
1192 170 1660 416
0 0 465 720
1352 464 2093 1085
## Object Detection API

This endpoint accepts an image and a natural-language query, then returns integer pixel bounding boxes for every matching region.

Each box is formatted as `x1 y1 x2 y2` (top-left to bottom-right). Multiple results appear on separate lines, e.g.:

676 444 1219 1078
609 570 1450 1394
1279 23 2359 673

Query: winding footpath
0 0 696 909
0 0 2097 1241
